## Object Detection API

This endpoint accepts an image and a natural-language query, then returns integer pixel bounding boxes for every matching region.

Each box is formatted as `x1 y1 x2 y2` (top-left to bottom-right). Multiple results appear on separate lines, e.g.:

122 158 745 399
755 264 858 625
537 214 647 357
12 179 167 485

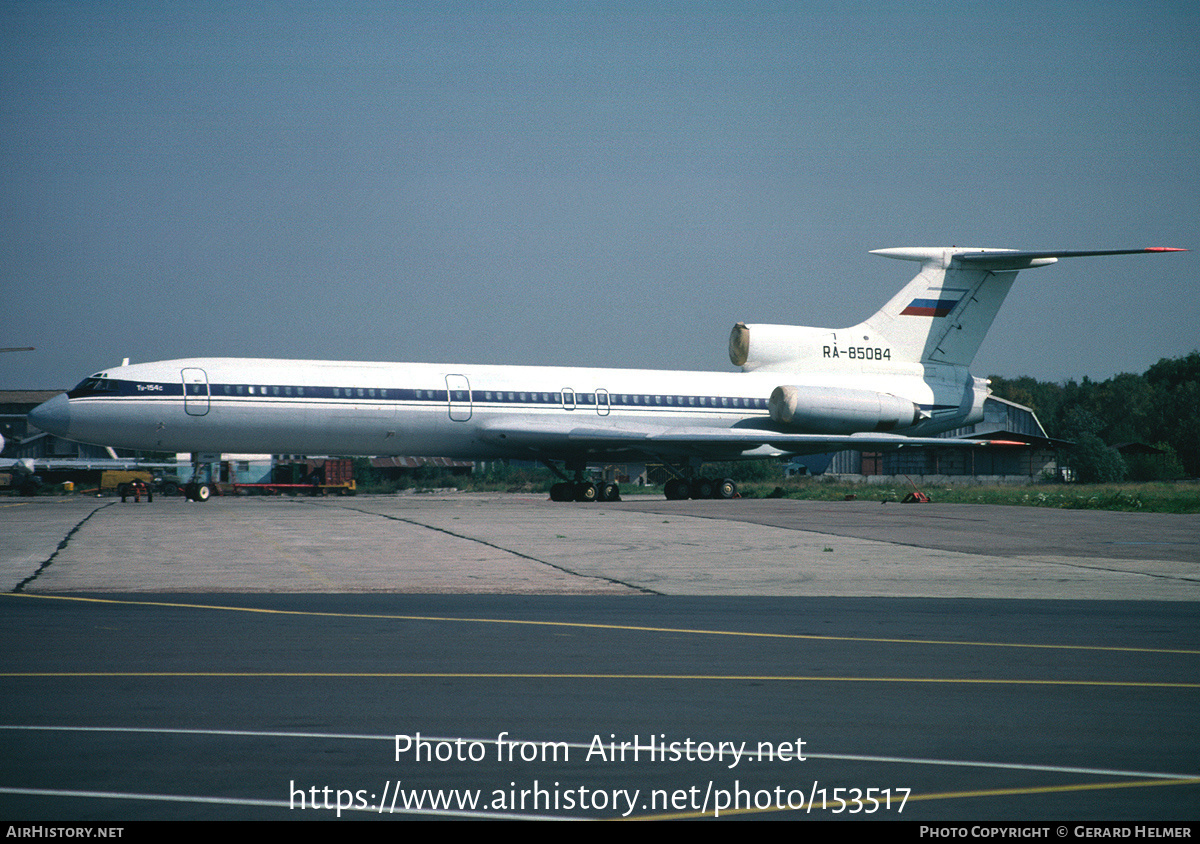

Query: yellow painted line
630 777 1200 820
2 672 1197 687
6 593 1198 655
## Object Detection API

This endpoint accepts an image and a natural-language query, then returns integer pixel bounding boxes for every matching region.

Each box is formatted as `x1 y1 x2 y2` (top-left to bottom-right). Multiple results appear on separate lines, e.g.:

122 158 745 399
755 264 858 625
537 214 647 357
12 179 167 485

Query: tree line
987 351 1199 481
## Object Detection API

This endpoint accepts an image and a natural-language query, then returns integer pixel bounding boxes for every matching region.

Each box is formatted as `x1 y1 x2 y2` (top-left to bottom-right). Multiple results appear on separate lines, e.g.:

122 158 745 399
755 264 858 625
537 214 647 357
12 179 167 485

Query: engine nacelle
729 322 830 370
768 385 921 434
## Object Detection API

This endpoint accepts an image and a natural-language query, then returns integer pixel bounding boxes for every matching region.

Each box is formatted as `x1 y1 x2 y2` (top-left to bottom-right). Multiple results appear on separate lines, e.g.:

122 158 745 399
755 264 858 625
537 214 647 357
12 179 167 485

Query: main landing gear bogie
548 474 736 502
664 477 737 501
549 481 621 503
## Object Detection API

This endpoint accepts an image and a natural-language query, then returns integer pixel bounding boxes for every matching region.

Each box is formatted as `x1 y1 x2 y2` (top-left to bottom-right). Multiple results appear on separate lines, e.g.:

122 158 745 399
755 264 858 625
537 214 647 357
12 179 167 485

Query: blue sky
3 1 1196 389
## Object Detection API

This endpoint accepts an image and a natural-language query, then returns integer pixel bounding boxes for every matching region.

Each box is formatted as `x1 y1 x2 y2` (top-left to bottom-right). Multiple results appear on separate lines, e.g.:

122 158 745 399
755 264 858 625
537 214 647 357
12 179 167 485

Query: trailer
184 458 356 501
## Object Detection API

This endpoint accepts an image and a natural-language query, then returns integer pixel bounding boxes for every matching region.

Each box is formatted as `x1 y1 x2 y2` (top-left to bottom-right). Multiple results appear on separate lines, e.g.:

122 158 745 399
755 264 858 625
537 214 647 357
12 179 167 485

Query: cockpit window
68 377 116 397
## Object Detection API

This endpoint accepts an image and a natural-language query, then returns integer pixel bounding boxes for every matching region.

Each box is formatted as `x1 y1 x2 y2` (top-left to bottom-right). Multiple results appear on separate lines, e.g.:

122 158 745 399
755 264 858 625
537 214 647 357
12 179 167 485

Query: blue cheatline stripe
70 380 773 411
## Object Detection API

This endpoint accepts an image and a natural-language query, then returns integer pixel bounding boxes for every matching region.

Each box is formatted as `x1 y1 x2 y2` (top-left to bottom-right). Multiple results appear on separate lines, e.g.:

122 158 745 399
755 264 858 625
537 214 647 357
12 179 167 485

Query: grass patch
729 478 1200 513
351 460 1199 513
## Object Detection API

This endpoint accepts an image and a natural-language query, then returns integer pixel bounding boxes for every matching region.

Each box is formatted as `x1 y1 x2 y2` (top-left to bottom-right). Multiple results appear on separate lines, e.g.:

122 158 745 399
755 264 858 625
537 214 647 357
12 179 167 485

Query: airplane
27 246 1184 502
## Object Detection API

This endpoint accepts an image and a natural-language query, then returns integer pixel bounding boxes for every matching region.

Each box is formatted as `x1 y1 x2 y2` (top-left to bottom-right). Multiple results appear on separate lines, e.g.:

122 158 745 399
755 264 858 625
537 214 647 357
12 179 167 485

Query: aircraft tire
196 483 213 502
549 482 570 502
717 478 737 499
600 482 620 502
664 478 689 500
690 478 715 499
574 482 598 503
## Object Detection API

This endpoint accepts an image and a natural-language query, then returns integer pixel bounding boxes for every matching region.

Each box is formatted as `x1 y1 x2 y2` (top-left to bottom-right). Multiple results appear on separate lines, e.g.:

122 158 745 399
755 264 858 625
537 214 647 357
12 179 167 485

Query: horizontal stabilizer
953 247 1187 271
871 246 1187 271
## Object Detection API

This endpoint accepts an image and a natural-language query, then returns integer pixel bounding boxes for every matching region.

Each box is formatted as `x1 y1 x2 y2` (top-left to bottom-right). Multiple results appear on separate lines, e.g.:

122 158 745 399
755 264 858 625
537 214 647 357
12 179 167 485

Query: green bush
1071 433 1127 483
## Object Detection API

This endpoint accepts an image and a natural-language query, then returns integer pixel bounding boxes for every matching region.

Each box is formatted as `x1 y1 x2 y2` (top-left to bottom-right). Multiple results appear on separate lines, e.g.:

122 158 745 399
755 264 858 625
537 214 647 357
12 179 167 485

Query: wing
478 417 1021 460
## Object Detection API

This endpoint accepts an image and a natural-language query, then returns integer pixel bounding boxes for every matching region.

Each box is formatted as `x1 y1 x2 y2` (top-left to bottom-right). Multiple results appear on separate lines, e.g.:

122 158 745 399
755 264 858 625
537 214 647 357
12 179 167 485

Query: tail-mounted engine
768 384 921 434
729 322 831 371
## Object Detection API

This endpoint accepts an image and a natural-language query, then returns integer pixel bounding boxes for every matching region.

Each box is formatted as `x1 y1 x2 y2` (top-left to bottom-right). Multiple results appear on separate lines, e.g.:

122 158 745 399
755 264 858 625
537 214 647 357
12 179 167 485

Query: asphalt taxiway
1 494 1198 821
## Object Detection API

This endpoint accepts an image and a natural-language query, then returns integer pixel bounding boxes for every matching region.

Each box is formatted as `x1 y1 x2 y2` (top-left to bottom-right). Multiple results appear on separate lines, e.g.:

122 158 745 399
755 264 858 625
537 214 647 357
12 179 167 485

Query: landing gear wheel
549 482 572 502
690 477 716 499
717 478 737 499
574 481 598 503
599 482 621 502
195 483 213 502
664 478 689 500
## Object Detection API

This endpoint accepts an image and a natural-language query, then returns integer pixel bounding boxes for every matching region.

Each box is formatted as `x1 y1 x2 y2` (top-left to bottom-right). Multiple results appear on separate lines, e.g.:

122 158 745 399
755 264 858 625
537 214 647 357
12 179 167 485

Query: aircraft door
181 368 210 416
446 374 472 421
595 389 610 416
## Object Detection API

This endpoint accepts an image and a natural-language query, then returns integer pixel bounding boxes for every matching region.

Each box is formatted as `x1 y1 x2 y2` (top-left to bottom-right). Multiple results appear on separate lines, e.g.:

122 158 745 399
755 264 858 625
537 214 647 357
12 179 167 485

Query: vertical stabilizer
863 248 1022 367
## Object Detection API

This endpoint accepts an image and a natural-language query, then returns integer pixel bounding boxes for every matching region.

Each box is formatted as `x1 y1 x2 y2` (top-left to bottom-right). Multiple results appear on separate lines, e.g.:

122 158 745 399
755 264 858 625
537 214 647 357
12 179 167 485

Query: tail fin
864 247 1185 367
862 247 1021 367
732 247 1184 372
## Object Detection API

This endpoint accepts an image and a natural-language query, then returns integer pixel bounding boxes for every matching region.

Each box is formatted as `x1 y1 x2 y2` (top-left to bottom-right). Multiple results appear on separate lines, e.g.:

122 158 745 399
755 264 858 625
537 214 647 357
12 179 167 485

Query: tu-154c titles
29 246 1185 501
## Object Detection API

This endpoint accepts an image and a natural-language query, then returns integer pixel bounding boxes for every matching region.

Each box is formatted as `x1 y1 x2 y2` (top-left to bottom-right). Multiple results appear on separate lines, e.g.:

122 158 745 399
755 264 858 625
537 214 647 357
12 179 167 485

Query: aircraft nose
29 393 71 438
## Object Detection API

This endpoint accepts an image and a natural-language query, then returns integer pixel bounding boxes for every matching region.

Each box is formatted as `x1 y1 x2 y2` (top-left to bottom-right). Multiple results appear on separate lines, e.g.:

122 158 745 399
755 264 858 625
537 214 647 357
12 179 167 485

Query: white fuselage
41 356 982 462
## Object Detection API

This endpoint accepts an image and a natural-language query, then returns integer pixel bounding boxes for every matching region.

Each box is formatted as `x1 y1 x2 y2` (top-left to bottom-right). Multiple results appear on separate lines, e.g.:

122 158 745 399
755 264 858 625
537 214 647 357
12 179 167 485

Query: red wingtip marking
1144 247 1188 252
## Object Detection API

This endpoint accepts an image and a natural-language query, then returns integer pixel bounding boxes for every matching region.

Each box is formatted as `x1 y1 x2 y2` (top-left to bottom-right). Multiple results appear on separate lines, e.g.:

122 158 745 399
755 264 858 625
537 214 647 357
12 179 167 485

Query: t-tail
730 247 1186 373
